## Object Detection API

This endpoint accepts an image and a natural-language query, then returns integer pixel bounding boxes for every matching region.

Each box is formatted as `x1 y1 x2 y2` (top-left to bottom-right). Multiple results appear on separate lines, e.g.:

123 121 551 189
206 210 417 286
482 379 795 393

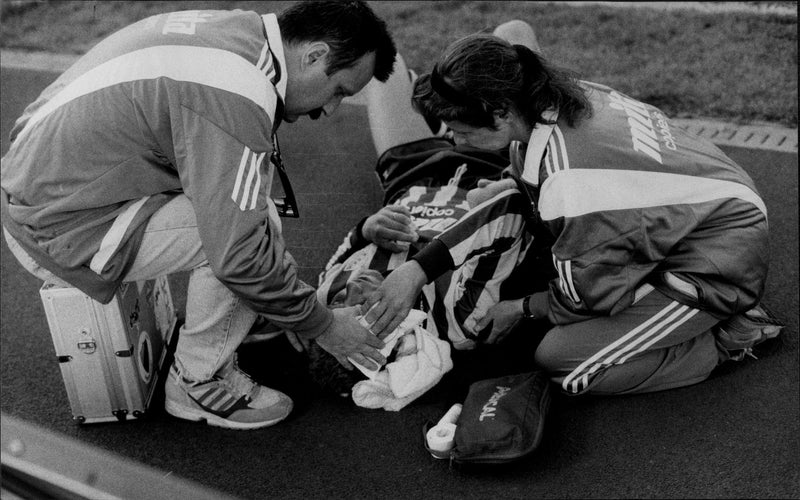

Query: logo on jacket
479 385 511 421
608 90 665 165
162 11 212 35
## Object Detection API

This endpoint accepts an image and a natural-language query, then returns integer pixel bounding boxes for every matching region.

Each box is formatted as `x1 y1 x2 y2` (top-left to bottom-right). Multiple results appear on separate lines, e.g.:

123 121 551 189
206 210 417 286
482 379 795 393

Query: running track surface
1 67 797 499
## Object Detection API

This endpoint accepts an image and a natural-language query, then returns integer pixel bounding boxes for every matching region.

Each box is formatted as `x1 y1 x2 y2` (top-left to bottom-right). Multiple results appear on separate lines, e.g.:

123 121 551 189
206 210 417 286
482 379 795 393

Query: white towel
352 325 453 411
348 309 428 380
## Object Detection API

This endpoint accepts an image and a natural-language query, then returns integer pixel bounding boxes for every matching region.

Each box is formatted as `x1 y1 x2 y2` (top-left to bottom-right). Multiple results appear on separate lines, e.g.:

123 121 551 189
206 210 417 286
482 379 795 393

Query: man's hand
475 299 524 344
360 260 427 338
467 178 517 208
362 205 418 252
314 306 386 370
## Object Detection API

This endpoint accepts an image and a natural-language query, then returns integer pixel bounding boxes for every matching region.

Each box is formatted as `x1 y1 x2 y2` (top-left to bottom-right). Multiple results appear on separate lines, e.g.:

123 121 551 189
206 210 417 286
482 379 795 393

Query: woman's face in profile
444 115 515 151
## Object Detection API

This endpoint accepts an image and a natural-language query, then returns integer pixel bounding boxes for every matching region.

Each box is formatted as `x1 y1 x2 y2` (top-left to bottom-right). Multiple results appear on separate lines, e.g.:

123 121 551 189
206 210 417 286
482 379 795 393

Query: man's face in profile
283 50 376 123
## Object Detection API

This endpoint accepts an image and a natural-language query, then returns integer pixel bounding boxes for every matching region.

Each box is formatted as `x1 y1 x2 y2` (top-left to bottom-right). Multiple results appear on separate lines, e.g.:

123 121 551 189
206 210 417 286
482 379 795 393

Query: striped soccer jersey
1 11 330 336
317 140 529 347
416 81 769 326
319 140 510 298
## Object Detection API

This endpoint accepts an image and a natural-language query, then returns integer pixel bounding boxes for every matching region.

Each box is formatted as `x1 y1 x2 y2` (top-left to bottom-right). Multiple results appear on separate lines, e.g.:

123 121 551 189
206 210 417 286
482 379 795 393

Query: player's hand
360 260 427 339
467 178 517 208
362 205 418 252
314 306 386 370
475 299 524 344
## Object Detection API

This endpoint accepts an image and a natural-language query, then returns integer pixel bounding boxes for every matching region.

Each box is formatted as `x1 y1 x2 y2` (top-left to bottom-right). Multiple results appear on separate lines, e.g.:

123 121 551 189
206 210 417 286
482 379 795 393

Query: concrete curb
560 2 797 17
671 118 797 153
1 49 796 153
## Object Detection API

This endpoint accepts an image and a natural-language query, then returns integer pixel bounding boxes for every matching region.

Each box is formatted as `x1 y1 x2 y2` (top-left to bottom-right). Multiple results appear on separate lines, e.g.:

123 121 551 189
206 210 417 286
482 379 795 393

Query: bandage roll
426 422 457 458
438 403 462 426
426 403 463 459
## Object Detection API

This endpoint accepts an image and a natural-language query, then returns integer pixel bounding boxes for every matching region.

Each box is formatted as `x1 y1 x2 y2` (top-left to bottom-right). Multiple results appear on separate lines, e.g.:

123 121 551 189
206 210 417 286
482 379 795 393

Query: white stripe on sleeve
232 147 252 204
16 45 276 142
539 169 767 221
239 152 260 211
248 152 266 210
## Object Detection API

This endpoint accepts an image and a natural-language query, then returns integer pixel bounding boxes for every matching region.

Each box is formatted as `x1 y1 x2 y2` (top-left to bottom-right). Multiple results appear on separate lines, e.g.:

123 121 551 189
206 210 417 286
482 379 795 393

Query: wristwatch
521 295 536 320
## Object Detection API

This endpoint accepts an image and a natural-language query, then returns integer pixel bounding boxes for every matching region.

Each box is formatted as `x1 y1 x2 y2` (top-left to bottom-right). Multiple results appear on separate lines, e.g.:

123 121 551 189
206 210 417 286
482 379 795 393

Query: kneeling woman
360 21 776 396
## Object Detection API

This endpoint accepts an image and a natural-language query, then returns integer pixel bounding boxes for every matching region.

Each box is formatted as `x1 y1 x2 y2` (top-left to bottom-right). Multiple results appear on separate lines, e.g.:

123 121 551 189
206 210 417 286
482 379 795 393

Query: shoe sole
164 399 291 430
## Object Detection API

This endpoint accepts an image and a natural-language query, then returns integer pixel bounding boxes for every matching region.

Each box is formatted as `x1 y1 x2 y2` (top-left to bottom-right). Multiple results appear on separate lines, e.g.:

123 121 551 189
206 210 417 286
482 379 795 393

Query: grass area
0 1 797 127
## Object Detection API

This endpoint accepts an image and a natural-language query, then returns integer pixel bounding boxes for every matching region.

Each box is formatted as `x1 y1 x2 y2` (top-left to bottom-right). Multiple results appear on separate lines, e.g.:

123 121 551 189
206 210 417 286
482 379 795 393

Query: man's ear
303 41 331 69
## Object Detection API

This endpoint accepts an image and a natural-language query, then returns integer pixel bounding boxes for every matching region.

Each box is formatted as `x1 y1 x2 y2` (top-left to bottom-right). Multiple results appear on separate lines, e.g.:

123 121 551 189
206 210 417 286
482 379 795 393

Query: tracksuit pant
435 187 733 396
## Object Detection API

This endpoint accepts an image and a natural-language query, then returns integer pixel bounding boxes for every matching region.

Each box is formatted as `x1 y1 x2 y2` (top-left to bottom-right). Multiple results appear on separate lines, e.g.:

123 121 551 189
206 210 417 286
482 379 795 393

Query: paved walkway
1 48 796 153
562 2 797 16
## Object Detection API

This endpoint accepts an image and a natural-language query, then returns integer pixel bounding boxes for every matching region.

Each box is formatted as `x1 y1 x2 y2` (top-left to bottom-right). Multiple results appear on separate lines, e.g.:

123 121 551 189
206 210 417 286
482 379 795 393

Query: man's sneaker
714 303 785 361
164 360 293 430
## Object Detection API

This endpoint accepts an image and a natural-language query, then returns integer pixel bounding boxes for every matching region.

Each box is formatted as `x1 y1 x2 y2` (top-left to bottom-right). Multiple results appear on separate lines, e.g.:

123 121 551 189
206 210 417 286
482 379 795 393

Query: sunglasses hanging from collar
270 133 299 218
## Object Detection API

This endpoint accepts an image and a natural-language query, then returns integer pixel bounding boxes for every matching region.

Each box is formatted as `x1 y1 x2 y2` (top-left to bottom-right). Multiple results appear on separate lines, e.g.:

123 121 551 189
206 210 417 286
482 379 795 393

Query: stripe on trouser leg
616 308 699 364
562 300 699 394
574 305 699 392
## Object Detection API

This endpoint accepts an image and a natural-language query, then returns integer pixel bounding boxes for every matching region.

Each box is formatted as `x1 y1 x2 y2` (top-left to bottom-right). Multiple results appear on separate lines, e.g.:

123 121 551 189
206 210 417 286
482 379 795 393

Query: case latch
77 340 96 354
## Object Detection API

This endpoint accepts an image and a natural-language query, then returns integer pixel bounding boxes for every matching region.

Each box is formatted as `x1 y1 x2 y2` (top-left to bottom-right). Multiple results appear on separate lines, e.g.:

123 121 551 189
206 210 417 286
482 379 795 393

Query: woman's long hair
413 33 592 129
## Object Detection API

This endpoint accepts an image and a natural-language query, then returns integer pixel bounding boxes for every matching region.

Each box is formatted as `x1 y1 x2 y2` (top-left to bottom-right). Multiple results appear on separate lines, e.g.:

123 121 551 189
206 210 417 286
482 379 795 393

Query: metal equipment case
39 277 177 424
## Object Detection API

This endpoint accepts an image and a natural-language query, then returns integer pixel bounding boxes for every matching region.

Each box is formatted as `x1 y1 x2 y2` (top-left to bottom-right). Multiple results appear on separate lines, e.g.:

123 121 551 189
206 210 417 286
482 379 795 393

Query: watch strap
522 295 535 320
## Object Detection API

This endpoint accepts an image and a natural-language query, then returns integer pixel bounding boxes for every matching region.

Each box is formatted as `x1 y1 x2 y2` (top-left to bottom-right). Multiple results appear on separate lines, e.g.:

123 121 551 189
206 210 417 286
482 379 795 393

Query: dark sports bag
424 371 552 465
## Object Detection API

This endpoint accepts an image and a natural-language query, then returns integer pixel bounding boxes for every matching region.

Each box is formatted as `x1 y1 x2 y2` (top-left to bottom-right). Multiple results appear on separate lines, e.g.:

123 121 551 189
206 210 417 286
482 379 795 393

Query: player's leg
364 53 437 158
534 285 722 395
493 19 543 54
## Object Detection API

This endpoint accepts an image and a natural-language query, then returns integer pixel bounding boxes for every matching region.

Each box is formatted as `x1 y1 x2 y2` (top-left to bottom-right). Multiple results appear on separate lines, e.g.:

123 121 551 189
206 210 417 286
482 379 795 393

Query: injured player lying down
241 35 554 405
317 46 555 349
306 134 553 403
304 28 564 403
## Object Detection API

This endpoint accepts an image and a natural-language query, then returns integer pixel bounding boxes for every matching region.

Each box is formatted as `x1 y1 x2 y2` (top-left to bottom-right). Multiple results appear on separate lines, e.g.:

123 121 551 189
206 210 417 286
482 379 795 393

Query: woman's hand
475 298 524 344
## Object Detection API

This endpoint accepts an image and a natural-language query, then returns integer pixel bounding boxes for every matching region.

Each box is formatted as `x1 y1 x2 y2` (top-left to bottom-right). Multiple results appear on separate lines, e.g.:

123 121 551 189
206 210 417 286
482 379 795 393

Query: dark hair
413 33 591 129
278 0 396 82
